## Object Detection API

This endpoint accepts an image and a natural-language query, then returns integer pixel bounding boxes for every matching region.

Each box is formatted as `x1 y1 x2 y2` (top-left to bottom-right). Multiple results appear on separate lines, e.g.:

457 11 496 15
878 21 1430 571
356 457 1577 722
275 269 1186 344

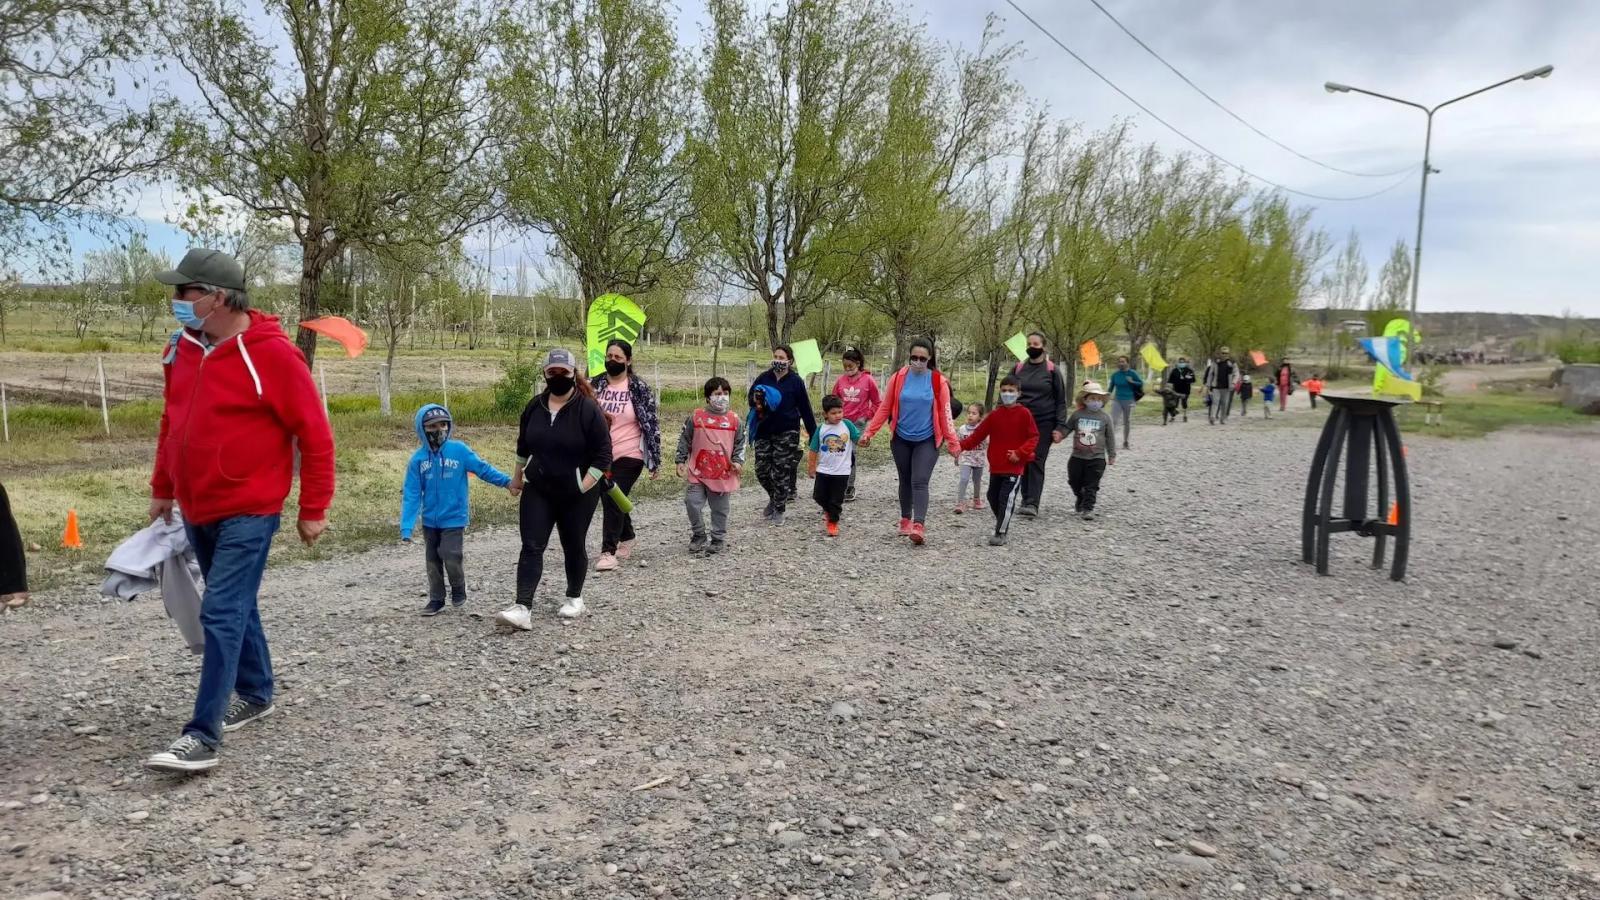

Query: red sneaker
909 522 925 545
826 521 839 537
972 498 985 510
898 517 912 536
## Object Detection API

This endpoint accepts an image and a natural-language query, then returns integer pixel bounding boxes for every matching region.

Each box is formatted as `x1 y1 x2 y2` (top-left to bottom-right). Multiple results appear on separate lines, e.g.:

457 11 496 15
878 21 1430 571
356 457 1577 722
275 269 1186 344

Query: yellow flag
1139 343 1167 371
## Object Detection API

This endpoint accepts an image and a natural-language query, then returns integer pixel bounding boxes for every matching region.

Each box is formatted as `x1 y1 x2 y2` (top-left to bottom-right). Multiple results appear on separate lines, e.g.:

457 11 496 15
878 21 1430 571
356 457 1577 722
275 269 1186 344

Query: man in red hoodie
958 374 1038 547
144 249 336 774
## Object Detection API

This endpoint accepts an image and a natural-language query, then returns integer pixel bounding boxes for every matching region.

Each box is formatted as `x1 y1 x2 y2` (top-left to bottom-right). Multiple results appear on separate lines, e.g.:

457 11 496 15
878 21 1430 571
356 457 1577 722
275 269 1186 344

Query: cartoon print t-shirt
808 420 860 476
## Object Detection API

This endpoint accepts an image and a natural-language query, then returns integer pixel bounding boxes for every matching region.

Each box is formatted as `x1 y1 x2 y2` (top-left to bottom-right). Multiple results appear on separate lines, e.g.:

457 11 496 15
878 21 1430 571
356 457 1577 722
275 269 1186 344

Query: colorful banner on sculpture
1005 332 1030 362
1370 318 1419 398
586 294 646 374
790 338 824 377
1079 340 1101 369
1360 335 1422 400
298 316 369 358
1139 343 1167 372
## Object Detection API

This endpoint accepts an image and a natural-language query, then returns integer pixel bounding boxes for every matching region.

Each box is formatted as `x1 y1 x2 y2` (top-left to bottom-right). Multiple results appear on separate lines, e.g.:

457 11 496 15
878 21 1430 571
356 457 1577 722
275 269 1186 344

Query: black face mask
1026 346 1045 360
546 374 575 396
604 360 627 377
425 429 447 450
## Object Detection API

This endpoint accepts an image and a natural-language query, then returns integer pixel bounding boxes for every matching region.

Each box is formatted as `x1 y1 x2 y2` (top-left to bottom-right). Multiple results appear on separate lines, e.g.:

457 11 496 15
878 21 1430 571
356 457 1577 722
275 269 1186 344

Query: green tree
83 233 172 341
496 0 692 306
1369 237 1411 313
161 0 499 367
825 19 1019 367
688 0 894 350
1 0 176 264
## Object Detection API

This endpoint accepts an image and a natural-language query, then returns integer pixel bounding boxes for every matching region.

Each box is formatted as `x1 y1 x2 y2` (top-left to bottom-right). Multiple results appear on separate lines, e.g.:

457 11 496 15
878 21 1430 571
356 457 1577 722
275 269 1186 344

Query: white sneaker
557 596 586 619
494 604 533 631
594 553 618 572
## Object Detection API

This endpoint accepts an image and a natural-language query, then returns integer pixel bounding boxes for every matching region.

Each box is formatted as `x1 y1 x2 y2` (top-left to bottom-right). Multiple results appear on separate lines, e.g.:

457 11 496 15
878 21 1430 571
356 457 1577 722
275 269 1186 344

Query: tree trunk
890 319 909 371
983 348 1000 410
763 293 780 351
294 236 332 368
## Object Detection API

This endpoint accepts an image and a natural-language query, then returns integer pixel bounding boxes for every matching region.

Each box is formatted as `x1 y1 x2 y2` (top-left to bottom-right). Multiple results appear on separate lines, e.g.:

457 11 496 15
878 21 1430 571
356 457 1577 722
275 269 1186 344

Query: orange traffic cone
1386 502 1400 526
61 509 83 550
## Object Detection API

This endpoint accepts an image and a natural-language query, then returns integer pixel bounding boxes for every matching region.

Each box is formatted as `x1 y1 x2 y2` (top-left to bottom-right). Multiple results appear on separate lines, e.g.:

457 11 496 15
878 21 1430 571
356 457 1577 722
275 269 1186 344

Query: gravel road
3 411 1598 899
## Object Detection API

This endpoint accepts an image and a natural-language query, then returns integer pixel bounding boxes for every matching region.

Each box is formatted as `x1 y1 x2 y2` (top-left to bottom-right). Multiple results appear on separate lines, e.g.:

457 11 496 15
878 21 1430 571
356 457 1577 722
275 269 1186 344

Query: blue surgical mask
1085 400 1104 412
171 299 206 330
999 391 1019 405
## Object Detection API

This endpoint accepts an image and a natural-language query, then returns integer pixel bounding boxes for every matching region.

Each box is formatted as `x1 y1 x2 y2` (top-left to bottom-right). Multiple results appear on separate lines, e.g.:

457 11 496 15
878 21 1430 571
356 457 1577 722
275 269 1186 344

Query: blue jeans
183 514 279 748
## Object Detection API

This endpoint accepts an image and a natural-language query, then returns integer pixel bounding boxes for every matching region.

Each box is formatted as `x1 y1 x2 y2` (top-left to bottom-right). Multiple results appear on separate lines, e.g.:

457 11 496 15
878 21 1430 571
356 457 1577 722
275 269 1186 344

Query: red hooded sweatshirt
151 311 336 526
958 403 1038 476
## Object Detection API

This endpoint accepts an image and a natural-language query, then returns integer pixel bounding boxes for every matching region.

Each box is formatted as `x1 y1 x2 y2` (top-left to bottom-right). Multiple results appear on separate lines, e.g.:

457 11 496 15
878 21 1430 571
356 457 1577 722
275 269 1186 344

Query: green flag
586 294 646 373
791 338 824 377
1005 332 1029 362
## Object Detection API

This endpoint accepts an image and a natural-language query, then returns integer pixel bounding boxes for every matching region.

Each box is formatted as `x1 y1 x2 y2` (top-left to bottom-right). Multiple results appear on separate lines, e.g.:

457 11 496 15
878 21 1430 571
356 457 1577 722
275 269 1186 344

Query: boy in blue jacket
401 404 514 616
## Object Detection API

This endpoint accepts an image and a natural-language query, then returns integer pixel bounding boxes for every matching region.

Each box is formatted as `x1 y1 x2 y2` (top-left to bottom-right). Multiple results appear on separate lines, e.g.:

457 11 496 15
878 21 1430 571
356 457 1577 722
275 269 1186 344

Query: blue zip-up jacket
399 403 512 540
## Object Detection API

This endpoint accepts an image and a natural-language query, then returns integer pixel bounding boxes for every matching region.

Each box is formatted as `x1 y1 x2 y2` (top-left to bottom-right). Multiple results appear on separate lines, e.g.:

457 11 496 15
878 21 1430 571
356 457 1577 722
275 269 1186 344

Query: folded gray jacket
101 510 203 654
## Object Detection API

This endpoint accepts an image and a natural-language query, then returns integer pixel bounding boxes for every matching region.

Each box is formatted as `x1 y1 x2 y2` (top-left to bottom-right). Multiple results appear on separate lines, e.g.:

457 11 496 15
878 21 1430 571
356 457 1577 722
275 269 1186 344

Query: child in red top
958 373 1039 546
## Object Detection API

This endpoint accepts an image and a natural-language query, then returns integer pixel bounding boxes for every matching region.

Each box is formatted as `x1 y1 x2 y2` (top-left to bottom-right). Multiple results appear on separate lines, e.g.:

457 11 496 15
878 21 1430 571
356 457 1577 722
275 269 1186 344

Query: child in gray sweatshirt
1062 381 1117 520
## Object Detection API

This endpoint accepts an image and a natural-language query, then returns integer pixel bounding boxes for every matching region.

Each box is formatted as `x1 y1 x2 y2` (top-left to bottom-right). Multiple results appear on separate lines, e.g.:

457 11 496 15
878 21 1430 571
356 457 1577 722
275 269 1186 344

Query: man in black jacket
1203 348 1237 425
1164 357 1196 422
1014 332 1069 517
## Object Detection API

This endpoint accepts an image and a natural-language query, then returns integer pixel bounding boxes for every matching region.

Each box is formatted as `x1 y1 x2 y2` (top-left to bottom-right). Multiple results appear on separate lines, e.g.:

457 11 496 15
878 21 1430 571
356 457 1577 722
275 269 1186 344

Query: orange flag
299 316 369 358
1079 340 1101 368
1250 350 1267 367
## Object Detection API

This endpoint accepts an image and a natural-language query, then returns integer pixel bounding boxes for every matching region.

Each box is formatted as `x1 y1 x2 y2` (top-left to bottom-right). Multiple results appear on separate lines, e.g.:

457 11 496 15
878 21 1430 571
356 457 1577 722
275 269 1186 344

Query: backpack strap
161 330 183 365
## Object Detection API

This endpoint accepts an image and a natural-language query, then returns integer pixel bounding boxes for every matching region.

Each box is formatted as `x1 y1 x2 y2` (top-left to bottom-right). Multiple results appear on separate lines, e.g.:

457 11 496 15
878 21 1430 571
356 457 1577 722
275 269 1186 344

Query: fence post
820 361 831 396
745 360 756 387
378 363 392 417
654 360 662 404
440 361 449 409
317 361 329 412
97 356 110 436
1 382 8 442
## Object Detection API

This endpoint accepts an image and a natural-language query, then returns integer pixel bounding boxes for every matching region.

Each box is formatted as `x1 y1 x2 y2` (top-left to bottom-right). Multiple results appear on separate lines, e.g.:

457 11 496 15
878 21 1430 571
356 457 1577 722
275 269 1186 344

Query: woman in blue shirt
1108 356 1144 451
860 339 961 545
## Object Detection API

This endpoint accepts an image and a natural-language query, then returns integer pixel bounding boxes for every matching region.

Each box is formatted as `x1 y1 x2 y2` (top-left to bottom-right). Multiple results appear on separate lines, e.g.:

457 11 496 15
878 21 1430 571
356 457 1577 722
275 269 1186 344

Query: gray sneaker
988 534 1007 546
222 698 276 733
771 508 786 526
145 734 218 773
707 539 726 555
689 534 708 555
1019 505 1038 518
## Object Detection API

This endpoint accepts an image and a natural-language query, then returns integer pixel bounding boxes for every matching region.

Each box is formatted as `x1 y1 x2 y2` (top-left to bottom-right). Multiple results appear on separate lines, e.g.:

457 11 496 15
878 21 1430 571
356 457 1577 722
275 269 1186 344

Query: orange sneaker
898 517 912 536
909 522 925 545
826 521 839 537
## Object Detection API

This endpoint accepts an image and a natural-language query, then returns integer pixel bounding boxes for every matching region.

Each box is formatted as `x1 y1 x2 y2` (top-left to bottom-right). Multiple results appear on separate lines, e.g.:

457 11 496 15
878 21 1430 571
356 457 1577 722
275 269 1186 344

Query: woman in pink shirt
832 348 880 501
589 340 661 571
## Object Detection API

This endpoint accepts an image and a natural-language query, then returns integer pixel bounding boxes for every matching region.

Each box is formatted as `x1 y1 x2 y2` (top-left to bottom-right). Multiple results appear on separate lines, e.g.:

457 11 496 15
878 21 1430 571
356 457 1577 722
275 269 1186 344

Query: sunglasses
908 354 930 362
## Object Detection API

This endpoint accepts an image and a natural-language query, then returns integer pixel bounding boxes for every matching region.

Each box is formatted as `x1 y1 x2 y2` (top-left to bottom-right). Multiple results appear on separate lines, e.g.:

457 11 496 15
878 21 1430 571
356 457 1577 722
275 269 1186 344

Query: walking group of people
7 246 1330 776
1151 348 1325 427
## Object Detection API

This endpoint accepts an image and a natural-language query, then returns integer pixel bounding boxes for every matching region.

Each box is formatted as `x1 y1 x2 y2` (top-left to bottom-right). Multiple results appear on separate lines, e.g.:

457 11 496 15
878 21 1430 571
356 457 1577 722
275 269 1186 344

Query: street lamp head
1521 64 1554 80
1324 81 1352 93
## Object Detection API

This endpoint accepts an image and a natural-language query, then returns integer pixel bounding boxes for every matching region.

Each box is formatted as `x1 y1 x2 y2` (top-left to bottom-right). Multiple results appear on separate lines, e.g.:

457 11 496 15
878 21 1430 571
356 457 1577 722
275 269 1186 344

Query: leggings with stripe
987 474 1023 536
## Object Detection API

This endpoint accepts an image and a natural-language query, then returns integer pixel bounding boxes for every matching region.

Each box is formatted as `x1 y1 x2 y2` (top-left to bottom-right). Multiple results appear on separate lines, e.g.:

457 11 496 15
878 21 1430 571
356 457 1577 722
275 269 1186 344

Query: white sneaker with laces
494 604 533 631
557 596 586 619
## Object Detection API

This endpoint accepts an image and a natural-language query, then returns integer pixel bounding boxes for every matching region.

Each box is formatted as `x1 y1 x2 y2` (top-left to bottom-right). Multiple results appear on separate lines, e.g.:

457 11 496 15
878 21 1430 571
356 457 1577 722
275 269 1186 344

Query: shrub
492 358 541 416
1554 339 1600 364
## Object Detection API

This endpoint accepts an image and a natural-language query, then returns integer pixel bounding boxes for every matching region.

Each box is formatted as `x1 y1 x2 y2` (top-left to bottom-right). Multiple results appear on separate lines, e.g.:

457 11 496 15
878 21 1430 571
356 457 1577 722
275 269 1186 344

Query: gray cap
154 249 246 291
542 347 577 372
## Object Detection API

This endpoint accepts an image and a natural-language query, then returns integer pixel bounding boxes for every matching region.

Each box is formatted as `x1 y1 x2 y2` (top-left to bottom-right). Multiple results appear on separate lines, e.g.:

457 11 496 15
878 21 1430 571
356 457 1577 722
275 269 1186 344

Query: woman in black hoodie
495 348 612 630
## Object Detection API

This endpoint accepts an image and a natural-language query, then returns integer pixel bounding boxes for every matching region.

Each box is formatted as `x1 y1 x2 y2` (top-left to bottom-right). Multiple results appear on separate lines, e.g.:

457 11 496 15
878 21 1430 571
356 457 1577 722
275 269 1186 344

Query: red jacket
959 404 1039 476
152 312 336 526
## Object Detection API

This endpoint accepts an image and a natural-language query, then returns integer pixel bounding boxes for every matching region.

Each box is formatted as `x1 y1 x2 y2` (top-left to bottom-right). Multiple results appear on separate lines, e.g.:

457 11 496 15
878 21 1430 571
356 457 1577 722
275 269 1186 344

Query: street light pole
1324 65 1554 331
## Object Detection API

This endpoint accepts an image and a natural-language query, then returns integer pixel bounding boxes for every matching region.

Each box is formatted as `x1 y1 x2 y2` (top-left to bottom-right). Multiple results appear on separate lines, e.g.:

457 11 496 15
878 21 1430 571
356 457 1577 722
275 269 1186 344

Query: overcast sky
99 0 1599 316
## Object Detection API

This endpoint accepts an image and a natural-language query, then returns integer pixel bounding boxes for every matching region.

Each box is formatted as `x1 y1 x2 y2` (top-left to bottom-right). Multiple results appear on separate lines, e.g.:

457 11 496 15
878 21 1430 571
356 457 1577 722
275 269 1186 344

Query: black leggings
516 484 600 605
890 434 939 523
0 480 26 595
600 457 645 553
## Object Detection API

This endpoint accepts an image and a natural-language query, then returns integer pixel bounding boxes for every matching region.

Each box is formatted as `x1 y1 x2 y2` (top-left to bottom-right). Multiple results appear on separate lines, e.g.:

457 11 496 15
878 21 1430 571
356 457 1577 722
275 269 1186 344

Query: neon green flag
586 294 646 373
1372 318 1416 397
1139 343 1167 372
791 338 824 377
1005 332 1029 361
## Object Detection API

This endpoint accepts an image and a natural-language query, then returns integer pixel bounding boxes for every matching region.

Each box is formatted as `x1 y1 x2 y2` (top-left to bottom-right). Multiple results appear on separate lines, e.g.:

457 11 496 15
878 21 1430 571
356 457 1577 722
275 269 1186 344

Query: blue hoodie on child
400 403 512 540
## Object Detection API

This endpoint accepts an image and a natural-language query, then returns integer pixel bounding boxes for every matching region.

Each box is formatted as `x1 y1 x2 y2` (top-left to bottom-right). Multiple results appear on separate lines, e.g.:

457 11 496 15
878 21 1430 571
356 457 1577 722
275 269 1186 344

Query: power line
1083 0 1411 178
1001 0 1416 203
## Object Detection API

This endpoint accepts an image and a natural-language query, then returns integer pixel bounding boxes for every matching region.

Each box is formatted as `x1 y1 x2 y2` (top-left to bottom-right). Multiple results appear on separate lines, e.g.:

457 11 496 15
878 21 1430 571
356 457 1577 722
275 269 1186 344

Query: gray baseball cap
542 348 577 372
154 249 246 291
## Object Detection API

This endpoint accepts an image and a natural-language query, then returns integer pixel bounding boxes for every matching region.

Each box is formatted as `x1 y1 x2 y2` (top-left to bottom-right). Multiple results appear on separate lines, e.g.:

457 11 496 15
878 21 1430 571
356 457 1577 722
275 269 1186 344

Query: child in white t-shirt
807 394 861 537
954 402 987 514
